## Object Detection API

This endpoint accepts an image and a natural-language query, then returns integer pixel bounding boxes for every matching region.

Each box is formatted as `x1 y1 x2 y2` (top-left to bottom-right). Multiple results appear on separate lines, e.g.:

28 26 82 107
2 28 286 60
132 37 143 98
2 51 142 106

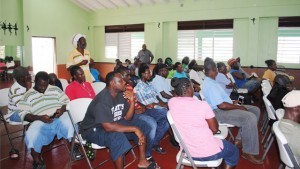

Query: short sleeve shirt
135 81 159 106
215 73 232 96
229 69 247 88
137 49 153 64
189 69 204 85
80 88 130 130
173 71 188 78
152 75 172 103
8 82 27 115
65 81 96 101
202 77 233 110
262 69 276 86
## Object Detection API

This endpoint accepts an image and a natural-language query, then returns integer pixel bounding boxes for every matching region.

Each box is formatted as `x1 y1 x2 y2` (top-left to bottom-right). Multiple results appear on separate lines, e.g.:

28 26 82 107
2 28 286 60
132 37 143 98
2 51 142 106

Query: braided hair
171 78 192 96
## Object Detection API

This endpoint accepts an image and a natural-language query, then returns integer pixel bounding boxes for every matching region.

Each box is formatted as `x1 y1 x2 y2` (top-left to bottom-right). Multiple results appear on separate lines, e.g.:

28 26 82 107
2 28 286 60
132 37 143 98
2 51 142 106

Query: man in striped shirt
18 71 75 169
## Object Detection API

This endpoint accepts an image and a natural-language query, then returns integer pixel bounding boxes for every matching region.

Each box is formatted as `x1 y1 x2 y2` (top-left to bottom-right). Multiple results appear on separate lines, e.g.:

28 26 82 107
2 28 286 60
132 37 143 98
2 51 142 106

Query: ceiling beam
76 0 96 11
107 0 118 8
70 0 90 11
95 0 108 9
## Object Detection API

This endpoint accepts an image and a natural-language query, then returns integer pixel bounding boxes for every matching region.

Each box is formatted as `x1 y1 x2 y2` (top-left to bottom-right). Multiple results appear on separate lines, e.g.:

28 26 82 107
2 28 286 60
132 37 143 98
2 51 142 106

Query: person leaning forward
80 71 160 169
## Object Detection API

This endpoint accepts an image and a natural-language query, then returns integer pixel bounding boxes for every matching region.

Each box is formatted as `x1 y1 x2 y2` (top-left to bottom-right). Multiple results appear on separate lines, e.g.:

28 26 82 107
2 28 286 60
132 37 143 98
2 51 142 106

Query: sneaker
169 138 180 149
146 156 155 162
73 144 84 161
152 145 166 154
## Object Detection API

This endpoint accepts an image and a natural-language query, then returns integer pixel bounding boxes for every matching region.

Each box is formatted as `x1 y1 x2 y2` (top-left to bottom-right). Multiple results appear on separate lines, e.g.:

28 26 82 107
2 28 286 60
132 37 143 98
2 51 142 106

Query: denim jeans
144 107 169 146
193 140 239 167
25 112 74 153
9 111 21 122
213 105 260 155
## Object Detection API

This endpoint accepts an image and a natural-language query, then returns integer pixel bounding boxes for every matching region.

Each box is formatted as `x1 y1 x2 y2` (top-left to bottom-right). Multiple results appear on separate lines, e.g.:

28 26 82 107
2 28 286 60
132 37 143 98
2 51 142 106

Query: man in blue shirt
202 60 263 165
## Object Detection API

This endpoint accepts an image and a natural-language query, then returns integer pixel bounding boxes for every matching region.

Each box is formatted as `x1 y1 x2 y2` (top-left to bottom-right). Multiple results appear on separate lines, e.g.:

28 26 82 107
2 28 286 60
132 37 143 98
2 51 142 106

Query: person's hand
39 115 53 123
134 127 146 146
54 109 64 118
239 106 247 111
233 100 239 105
79 60 88 66
123 91 134 102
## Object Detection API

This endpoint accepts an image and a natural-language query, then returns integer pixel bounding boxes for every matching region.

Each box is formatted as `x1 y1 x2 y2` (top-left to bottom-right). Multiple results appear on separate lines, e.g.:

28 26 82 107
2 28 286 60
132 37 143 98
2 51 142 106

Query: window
105 32 144 59
277 28 300 64
177 29 233 61
0 46 5 59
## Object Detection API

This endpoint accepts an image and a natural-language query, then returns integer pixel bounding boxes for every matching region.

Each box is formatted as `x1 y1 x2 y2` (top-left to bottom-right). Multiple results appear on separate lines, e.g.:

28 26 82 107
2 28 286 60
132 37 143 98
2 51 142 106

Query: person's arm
53 105 67 118
206 117 219 134
24 113 53 123
67 60 88 70
102 122 145 146
123 91 135 120
232 71 245 80
160 91 173 99
150 52 154 63
217 102 247 111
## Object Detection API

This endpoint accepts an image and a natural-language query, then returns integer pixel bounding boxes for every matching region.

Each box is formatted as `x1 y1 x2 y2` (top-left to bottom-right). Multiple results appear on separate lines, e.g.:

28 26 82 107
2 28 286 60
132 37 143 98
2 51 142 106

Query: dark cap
157 64 169 71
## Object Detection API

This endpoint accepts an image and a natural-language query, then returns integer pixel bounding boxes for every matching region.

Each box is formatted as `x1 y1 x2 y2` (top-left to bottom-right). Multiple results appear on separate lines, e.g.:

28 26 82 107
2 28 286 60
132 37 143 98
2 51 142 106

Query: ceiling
70 0 184 11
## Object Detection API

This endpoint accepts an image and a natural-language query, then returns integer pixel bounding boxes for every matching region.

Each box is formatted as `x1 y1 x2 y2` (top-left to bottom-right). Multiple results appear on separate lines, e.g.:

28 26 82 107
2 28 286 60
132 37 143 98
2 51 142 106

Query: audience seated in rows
49 73 63 91
202 60 263 164
135 65 170 154
279 90 300 165
267 74 292 111
18 71 75 169
116 66 158 162
65 66 95 101
80 72 160 169
169 78 239 169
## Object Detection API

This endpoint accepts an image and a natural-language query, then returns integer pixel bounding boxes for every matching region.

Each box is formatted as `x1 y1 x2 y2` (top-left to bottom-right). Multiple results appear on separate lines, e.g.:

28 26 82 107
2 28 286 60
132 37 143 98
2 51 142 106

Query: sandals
9 148 19 159
85 142 96 160
138 161 160 169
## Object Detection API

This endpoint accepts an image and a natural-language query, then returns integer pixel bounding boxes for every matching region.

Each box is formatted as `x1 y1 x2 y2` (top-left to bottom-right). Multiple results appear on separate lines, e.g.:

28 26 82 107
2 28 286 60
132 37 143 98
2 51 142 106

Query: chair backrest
262 95 276 120
91 82 106 95
261 79 272 90
273 121 300 169
227 73 235 83
59 78 69 91
275 109 285 120
0 88 10 107
67 98 92 124
262 86 271 96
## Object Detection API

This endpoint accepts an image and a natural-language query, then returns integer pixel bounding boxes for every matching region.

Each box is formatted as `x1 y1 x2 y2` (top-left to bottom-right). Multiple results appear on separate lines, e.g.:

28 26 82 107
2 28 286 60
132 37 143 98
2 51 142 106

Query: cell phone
238 96 244 105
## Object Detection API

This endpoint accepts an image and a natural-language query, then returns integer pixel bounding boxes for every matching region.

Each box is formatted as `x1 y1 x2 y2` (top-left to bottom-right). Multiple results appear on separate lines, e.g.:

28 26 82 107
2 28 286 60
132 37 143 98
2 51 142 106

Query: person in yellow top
67 34 94 83
262 59 277 86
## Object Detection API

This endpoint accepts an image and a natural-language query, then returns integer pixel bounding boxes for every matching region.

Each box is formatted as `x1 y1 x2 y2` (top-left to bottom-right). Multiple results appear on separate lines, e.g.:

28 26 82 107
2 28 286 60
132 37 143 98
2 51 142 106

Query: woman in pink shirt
65 65 95 101
168 78 239 169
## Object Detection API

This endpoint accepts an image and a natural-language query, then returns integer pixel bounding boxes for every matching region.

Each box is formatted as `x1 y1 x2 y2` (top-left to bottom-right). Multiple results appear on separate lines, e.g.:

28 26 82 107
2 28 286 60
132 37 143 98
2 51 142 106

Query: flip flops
138 161 160 169
85 142 96 160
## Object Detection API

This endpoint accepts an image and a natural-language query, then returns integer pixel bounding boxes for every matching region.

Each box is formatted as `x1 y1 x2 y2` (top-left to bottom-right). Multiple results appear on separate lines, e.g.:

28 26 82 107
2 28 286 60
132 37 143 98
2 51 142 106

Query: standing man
67 33 94 83
137 44 154 65
279 90 300 165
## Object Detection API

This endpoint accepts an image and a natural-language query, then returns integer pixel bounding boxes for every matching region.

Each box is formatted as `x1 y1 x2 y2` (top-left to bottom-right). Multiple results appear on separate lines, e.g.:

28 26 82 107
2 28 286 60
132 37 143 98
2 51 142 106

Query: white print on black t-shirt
111 104 124 121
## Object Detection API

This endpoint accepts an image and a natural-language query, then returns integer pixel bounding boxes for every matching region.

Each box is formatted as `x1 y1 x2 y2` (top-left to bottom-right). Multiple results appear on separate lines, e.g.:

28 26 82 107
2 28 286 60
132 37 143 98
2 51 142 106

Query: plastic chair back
263 95 276 120
91 82 106 95
67 98 92 124
275 109 285 120
59 78 69 91
0 88 9 107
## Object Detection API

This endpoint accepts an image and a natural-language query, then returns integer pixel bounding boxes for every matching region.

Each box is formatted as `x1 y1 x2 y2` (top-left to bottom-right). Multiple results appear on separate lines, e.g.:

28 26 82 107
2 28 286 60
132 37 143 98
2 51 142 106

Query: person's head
0 58 4 63
157 58 163 64
182 56 190 65
174 62 183 73
77 37 87 49
157 64 169 78
204 57 213 64
72 34 87 49
142 44 147 51
265 59 277 71
13 66 30 87
217 62 227 74
188 59 197 70
70 65 85 83
274 74 292 90
34 71 49 93
171 78 193 97
48 73 58 85
236 57 241 63
116 66 131 84
125 59 131 66
164 57 173 66
128 64 136 76
204 60 218 79
282 90 300 123
106 72 126 92
115 59 121 63
139 65 151 81
227 58 239 70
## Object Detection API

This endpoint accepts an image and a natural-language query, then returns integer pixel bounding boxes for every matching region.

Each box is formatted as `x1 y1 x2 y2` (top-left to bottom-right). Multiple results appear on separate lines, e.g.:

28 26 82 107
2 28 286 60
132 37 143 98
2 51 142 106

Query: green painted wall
22 0 90 67
89 0 300 68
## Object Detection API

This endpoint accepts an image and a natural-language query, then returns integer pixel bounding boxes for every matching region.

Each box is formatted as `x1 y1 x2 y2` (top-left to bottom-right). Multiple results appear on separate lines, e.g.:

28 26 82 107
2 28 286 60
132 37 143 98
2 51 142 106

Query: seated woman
168 78 239 169
228 59 261 94
65 65 95 101
173 62 188 78
267 74 292 111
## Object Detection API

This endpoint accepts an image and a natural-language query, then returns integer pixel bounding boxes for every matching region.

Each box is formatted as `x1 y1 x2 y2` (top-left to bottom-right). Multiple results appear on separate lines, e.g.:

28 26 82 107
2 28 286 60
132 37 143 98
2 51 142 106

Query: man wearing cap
67 34 94 83
137 44 154 65
279 90 300 164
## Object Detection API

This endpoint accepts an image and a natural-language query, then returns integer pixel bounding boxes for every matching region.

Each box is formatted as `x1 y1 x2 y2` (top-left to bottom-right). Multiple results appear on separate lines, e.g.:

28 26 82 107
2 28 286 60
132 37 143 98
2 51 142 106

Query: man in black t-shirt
80 72 159 169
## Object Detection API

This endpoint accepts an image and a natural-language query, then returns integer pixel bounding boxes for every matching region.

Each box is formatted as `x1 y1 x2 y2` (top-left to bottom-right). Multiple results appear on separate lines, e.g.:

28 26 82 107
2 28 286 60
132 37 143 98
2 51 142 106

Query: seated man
80 72 159 169
202 60 263 165
279 90 300 165
18 71 77 169
49 73 63 91
173 62 188 78
135 65 170 154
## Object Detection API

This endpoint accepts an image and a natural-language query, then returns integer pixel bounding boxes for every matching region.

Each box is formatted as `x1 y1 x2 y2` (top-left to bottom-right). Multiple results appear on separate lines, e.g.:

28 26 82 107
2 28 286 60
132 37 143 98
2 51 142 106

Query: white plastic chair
219 123 235 141
273 121 300 169
276 109 285 120
167 112 222 169
91 82 106 95
59 78 69 91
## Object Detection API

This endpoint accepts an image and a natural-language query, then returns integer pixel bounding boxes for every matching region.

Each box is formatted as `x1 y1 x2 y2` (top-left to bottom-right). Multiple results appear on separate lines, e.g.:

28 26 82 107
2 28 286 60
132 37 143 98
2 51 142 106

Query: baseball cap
227 58 238 67
282 90 300 108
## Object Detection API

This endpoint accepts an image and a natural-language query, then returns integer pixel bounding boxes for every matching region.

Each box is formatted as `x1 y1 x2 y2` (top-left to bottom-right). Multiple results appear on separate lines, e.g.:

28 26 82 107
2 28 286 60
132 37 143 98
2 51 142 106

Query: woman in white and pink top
168 78 239 169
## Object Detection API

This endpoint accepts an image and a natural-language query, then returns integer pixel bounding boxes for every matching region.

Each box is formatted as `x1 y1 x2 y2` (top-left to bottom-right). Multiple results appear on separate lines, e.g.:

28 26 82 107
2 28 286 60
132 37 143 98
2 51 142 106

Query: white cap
72 33 86 47
282 90 300 108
